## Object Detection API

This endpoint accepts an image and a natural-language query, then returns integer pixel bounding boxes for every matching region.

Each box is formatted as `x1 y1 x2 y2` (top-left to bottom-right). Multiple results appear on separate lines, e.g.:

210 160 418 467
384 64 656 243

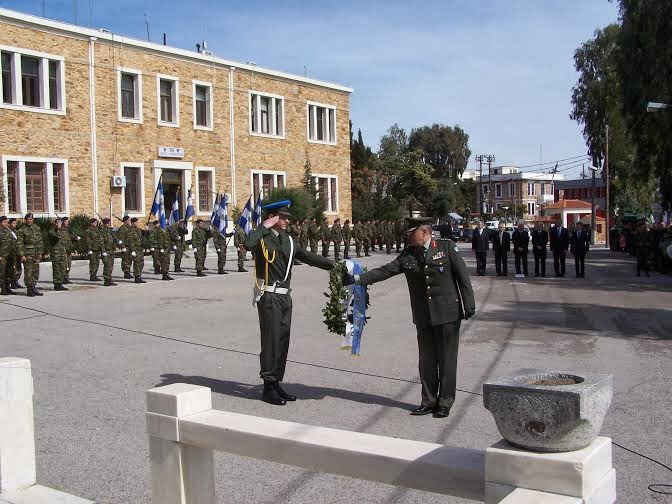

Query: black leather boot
26 286 35 297
218 269 228 275
11 280 22 289
154 268 161 274
90 274 101 281
162 273 174 281
174 267 185 273
197 271 206 277
124 271 133 279
30 286 43 297
62 278 72 285
0 285 7 295
3 284 16 295
238 267 247 272
275 383 296 401
134 276 146 284
262 381 286 406
54 283 68 291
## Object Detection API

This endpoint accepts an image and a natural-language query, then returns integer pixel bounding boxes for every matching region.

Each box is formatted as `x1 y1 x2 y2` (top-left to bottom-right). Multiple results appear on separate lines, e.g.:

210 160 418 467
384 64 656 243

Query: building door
162 169 182 220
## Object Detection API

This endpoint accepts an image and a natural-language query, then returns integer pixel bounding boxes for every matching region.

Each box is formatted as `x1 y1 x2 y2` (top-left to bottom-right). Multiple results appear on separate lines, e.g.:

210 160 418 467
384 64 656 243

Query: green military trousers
416 320 461 410
256 292 292 383
89 251 101 276
23 254 40 287
52 251 66 283
173 243 184 270
102 252 114 280
217 249 227 271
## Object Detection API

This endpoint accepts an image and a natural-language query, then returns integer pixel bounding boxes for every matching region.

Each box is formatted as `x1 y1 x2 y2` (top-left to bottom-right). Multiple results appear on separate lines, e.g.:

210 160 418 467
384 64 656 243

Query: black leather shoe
54 283 68 291
275 383 296 401
197 271 206 277
262 383 286 406
410 405 434 416
433 407 450 418
124 272 133 279
90 275 101 281
62 279 72 285
238 267 248 272
162 274 174 281
32 288 43 296
174 267 185 273
218 269 228 275
134 277 146 284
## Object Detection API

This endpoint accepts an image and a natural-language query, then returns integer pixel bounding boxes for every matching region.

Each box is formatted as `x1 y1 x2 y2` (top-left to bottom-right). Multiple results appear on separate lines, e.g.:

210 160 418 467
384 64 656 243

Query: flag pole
147 174 163 226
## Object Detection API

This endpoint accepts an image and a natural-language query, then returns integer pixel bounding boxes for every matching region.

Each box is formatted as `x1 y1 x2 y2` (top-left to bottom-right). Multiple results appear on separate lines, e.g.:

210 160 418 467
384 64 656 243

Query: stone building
0 8 352 225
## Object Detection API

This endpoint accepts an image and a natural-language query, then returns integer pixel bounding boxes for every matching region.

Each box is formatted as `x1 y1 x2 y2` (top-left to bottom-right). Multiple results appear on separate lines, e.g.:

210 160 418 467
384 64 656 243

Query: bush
68 213 91 256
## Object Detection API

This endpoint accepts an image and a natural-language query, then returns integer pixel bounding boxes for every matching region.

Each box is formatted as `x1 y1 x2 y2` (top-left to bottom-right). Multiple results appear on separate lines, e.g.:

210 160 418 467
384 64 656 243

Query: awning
449 212 463 221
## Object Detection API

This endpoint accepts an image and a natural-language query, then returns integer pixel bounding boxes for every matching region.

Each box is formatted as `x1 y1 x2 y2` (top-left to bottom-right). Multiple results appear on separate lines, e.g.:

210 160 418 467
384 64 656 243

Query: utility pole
475 154 495 216
486 154 495 215
605 124 610 250
591 163 597 246
475 155 484 215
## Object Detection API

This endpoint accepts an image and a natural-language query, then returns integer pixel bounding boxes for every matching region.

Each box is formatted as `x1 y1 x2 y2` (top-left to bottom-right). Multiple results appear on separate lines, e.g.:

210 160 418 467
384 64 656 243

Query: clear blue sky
1 0 619 176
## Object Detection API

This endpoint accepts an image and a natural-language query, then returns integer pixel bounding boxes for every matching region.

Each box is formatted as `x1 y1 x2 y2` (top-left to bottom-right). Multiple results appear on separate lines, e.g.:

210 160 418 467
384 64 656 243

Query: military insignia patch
432 251 445 260
454 246 459 252
438 266 444 273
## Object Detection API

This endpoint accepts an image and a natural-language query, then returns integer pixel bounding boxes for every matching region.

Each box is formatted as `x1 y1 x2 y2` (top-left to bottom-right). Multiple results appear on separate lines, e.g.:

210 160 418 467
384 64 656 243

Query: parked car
461 228 474 242
432 223 461 241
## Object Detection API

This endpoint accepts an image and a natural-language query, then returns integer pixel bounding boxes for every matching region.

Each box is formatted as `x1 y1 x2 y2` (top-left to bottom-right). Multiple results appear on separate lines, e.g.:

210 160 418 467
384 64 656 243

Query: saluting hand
263 215 279 229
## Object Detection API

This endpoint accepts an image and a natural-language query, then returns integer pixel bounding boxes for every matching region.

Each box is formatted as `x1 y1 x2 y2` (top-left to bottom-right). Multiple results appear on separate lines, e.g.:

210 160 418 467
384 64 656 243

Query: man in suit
344 217 475 418
549 219 570 277
570 222 590 278
512 223 529 276
471 221 490 275
531 222 549 277
491 222 510 276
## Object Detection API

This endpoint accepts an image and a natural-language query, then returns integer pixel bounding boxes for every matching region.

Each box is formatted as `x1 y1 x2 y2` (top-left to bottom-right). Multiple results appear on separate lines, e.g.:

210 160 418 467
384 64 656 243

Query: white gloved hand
216 249 221 253
193 248 198 253
88 250 93 255
117 240 123 245
76 236 81 241
102 252 108 257
172 245 177 250
160 249 164 253
150 247 155 252
131 251 137 257
122 248 127 252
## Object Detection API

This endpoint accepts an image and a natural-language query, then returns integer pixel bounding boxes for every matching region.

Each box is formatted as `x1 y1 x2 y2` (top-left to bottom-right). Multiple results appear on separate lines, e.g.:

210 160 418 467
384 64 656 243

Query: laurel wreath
322 262 370 336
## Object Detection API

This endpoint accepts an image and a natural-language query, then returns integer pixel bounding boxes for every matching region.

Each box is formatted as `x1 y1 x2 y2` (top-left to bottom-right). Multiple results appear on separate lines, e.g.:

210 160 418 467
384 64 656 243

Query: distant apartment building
554 178 606 211
0 8 352 225
463 166 563 220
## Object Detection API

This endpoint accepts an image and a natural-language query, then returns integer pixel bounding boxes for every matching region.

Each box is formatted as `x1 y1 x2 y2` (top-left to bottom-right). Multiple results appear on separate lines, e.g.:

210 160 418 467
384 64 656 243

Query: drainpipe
88 36 99 215
228 66 236 207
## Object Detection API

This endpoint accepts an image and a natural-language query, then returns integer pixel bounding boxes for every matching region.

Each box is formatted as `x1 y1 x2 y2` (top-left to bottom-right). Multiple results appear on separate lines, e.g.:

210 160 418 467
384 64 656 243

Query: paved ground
1 244 671 503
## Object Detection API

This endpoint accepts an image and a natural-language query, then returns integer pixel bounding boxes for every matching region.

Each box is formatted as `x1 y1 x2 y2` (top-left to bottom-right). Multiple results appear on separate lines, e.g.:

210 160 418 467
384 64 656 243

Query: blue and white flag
168 196 180 226
150 179 167 229
210 194 221 227
341 260 367 356
252 193 263 227
237 196 254 235
185 190 195 222
215 193 229 237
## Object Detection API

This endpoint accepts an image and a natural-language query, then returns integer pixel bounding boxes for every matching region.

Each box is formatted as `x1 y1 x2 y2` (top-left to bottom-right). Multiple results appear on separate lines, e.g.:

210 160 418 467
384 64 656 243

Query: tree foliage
264 186 324 221
408 123 471 179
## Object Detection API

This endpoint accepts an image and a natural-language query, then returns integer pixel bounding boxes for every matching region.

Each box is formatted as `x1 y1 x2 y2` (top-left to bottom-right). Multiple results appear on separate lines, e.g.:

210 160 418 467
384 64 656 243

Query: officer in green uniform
61 217 80 285
363 219 372 256
0 216 16 295
634 221 651 277
352 219 364 258
342 219 352 259
117 216 134 279
100 218 118 286
170 220 187 272
50 218 69 291
8 219 22 289
192 219 213 276
344 217 475 418
244 200 335 406
213 228 234 275
147 220 161 274
126 217 145 283
319 218 331 257
234 224 248 272
85 218 103 281
331 218 342 261
17 213 44 297
308 217 319 253
155 221 174 281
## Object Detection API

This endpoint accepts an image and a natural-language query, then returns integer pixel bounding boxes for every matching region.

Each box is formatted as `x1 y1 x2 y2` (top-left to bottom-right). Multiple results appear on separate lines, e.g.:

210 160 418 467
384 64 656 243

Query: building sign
158 146 184 158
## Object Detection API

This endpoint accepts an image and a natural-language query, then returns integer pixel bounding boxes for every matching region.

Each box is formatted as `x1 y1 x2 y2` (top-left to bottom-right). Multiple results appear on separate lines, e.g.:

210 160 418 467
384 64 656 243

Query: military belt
256 279 291 295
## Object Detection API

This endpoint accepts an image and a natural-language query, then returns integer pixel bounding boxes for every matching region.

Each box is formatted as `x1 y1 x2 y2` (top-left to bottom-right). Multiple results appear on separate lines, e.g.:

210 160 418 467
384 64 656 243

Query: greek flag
168 197 180 226
213 193 229 237
237 196 254 235
341 260 367 356
252 193 263 227
150 179 167 229
210 194 221 227
185 190 195 222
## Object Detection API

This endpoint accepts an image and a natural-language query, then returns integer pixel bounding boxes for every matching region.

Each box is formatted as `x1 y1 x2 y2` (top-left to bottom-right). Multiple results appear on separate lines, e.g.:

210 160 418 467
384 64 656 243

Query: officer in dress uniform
344 217 475 418
244 201 335 406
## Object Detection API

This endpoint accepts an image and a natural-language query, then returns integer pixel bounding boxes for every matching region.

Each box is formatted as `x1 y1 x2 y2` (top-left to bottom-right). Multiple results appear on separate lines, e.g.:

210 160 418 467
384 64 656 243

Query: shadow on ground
156 373 416 411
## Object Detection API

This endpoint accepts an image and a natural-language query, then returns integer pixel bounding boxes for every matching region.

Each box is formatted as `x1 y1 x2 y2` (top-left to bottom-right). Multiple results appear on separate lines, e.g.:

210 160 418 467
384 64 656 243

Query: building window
307 102 336 144
24 162 47 212
540 183 546 195
193 81 213 129
157 75 179 126
196 168 214 213
0 47 65 113
6 160 19 213
249 91 284 137
527 202 536 216
313 174 338 212
251 170 286 202
527 182 535 196
123 166 142 212
496 203 502 210
52 162 65 212
117 69 142 122
509 182 515 197
495 183 502 198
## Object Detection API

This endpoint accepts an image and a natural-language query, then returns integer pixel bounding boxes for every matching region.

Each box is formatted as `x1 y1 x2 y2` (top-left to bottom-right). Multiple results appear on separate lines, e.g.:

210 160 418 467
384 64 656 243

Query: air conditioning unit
111 175 126 188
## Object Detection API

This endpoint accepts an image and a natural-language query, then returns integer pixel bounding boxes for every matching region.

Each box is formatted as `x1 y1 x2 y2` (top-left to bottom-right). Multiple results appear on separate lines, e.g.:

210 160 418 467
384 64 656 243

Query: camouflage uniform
125 224 145 280
234 225 247 272
363 220 372 256
85 225 103 279
352 221 364 257
16 221 43 293
394 220 404 252
101 224 118 285
148 223 162 273
331 220 342 260
299 220 309 250
156 227 173 278
342 220 352 259
0 223 13 294
170 221 187 272
308 219 320 253
319 220 331 258
213 230 233 274
385 220 394 254
116 222 133 277
50 226 70 287
61 221 76 284
192 223 213 275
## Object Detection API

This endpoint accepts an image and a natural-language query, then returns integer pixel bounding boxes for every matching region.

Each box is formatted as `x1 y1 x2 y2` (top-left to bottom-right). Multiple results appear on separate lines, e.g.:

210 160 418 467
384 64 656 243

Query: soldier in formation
61 216 80 284
352 219 364 258
319 217 331 257
116 216 133 279
86 218 103 281
342 219 352 259
213 226 235 275
234 223 248 273
16 213 44 297
308 217 320 253
50 218 70 291
331 218 342 261
192 219 213 276
126 217 146 283
299 218 309 251
147 220 162 274
170 220 187 272
0 216 16 295
100 218 118 286
8 218 22 289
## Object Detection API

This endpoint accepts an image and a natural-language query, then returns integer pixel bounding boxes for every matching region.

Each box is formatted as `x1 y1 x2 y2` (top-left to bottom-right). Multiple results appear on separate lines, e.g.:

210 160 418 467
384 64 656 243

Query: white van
485 220 501 230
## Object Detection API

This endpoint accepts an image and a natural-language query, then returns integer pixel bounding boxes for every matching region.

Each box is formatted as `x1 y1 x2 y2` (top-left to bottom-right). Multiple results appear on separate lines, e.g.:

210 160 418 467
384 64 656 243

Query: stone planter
483 370 613 452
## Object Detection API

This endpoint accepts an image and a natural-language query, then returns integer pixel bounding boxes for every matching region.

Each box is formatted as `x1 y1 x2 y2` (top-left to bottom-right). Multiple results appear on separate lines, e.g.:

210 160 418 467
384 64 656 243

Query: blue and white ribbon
341 259 367 356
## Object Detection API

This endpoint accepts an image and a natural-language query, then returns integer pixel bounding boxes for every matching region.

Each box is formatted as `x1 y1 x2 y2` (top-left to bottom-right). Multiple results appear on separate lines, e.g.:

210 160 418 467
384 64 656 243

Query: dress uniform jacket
359 239 475 327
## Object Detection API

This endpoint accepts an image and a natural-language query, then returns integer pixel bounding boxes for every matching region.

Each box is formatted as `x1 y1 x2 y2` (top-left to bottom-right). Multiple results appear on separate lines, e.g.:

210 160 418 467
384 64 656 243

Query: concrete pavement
0 244 670 503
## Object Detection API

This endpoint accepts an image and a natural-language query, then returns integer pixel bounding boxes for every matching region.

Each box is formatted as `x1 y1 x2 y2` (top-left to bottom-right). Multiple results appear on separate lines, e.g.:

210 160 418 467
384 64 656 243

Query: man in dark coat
344 217 475 418
549 220 570 277
570 222 590 278
531 222 549 277
491 222 510 277
512 223 529 276
471 221 490 275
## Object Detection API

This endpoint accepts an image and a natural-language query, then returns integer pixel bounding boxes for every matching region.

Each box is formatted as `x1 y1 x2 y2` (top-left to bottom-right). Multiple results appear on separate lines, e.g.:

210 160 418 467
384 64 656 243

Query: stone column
0 357 36 493
146 383 216 504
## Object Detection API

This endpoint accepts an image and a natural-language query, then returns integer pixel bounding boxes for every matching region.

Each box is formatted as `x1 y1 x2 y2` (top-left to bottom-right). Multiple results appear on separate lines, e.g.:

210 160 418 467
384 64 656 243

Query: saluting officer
344 217 475 418
244 201 335 406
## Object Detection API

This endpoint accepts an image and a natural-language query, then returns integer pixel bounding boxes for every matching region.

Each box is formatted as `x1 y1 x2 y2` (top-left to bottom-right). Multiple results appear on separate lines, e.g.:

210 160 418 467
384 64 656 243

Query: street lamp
646 101 670 112
502 206 509 223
